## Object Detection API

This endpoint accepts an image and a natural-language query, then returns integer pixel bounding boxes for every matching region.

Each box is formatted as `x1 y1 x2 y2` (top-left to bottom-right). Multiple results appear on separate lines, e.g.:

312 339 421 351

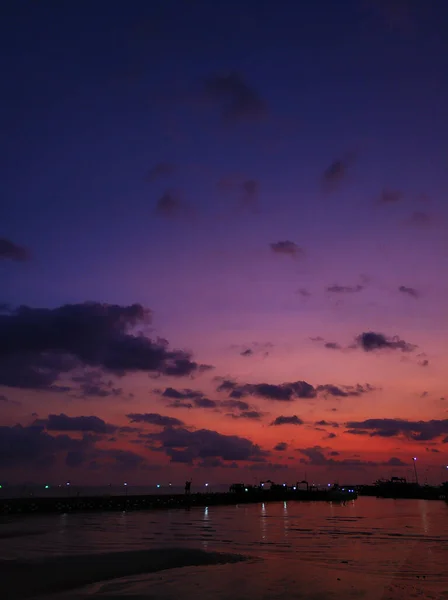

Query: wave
0 547 249 599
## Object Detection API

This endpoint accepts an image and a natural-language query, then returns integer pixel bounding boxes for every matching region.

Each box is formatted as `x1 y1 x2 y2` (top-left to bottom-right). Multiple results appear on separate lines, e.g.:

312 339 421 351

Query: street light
412 457 419 485
124 482 128 497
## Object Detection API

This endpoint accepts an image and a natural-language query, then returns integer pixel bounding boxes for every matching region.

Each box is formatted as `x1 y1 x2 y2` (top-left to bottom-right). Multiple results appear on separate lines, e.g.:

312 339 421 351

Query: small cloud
407 211 431 228
270 241 304 258
356 331 416 353
0 394 21 406
310 336 324 342
399 285 419 298
240 348 253 357
274 442 288 451
203 72 266 123
325 342 342 350
378 188 404 204
271 415 304 426
0 238 30 262
327 284 364 294
146 162 176 182
155 190 188 218
126 413 184 427
229 410 263 420
418 359 429 367
321 152 355 192
297 288 311 297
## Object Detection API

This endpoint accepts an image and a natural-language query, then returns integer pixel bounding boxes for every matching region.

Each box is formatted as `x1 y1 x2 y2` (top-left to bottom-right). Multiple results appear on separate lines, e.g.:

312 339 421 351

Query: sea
1 496 447 599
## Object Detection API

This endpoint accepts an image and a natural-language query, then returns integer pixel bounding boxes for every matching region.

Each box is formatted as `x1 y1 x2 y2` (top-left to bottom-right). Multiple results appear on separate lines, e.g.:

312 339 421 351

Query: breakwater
0 488 354 516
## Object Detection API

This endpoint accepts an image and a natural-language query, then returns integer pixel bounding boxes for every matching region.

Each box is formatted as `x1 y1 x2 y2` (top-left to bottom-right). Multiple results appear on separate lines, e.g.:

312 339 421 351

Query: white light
413 457 417 461
328 483 331 487
156 484 161 488
293 486 296 490
245 488 248 492
124 482 127 486
261 483 264 487
66 482 70 486
205 483 209 487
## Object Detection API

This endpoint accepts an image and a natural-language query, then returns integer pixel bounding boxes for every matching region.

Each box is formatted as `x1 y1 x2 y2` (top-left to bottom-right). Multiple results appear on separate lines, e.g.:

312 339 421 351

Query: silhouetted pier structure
0 483 356 516
358 478 448 500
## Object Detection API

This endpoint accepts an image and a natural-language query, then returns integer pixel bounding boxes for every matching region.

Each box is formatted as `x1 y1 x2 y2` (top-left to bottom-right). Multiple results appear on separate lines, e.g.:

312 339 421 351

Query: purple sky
1 0 448 486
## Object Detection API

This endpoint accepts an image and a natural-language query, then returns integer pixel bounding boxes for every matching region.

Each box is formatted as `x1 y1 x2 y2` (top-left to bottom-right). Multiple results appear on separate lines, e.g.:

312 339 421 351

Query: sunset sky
1 0 448 487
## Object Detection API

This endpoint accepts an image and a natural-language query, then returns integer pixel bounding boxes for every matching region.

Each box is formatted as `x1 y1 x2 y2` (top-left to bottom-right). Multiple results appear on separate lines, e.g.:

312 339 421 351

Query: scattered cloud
326 284 364 294
0 394 21 406
270 240 304 258
0 238 30 262
0 303 211 390
274 442 288 451
325 342 342 350
217 379 316 401
155 190 189 218
146 162 176 182
126 413 184 428
271 415 304 426
229 410 263 420
345 418 448 442
36 413 117 434
398 285 419 298
145 426 268 464
203 72 266 123
220 399 250 412
315 420 339 428
298 445 407 469
356 331 416 353
321 152 355 192
316 383 377 398
378 188 404 204
407 211 431 228
297 288 311 297
240 348 253 357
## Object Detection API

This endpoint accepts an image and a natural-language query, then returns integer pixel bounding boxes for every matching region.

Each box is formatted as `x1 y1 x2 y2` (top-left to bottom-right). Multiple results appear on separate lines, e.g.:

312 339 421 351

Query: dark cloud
325 342 342 350
193 397 217 409
159 387 217 410
0 394 21 406
321 153 355 192
297 288 311 297
345 418 448 442
356 331 416 353
146 162 176 182
274 442 288 451
270 241 304 258
217 379 316 401
0 302 210 390
298 446 407 469
220 399 250 411
155 190 188 218
418 359 429 367
316 383 377 398
399 285 419 298
98 448 147 469
0 238 30 261
310 336 324 342
408 211 431 227
203 72 266 123
161 387 203 400
146 426 268 464
378 189 404 204
229 410 263 420
38 413 117 434
240 348 253 357
326 432 337 439
271 415 304 426
72 370 123 398
315 420 339 428
326 284 364 294
126 413 184 428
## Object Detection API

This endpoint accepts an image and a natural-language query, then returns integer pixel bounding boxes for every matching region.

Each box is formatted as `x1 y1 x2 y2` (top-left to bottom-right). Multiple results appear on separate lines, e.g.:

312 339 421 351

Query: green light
45 485 50 489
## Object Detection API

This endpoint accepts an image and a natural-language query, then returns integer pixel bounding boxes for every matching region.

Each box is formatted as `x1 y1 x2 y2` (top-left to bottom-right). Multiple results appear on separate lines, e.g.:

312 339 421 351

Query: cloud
297 288 311 297
146 162 176 182
418 359 429 367
274 442 288 451
126 413 184 428
159 387 218 410
240 348 253 357
240 179 259 212
316 383 377 398
271 415 304 426
398 285 419 298
0 302 211 390
298 445 407 469
408 211 431 228
378 189 404 204
356 331 416 353
155 190 188 218
0 394 21 406
193 397 218 409
72 370 123 398
0 238 30 261
270 241 304 258
345 418 448 442
37 413 117 434
161 387 203 400
324 342 342 350
315 420 339 428
146 426 268 464
326 284 364 294
217 379 316 401
321 153 355 192
220 399 250 411
203 72 266 122
229 410 263 420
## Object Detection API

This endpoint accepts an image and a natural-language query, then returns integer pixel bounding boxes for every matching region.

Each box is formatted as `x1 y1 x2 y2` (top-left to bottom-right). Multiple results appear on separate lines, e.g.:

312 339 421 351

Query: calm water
1 497 448 599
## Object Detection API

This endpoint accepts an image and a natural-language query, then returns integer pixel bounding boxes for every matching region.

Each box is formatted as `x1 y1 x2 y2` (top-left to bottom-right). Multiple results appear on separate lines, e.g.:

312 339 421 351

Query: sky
1 0 448 487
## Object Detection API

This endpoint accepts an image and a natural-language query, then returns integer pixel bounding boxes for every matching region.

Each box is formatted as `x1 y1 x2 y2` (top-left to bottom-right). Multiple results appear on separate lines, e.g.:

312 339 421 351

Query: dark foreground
0 488 355 515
